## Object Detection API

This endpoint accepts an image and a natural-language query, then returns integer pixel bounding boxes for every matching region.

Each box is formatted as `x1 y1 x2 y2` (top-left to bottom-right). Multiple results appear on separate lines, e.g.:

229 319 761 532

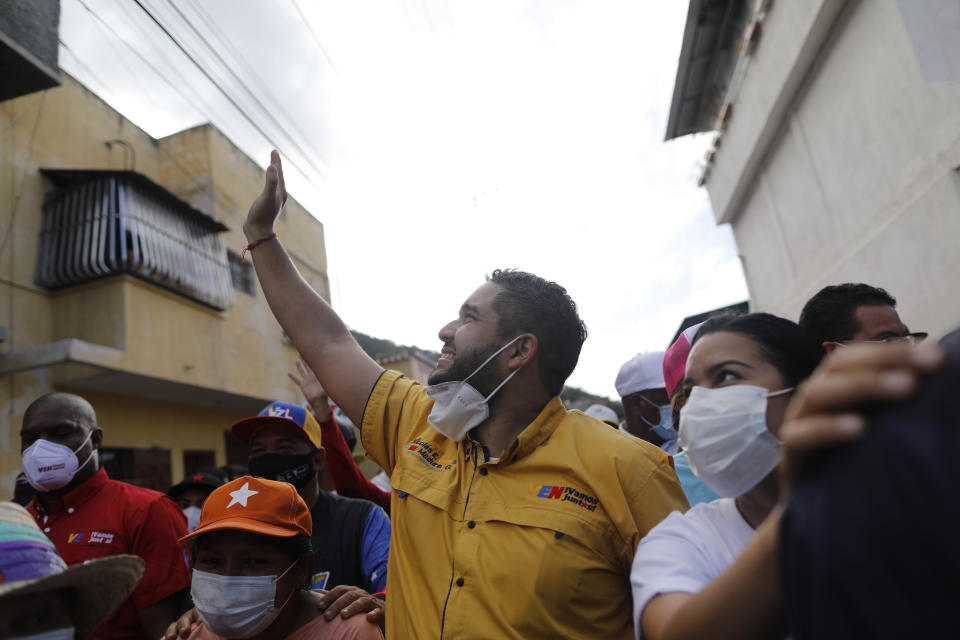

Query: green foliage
351 329 441 362
561 385 623 419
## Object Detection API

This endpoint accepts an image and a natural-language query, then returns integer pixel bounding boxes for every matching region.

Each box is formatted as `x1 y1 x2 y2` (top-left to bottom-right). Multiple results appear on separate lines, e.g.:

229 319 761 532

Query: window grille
36 170 234 310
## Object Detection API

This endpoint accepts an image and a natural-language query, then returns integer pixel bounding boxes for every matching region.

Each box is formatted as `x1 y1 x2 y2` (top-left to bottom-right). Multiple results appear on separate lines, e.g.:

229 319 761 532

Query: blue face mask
638 397 676 441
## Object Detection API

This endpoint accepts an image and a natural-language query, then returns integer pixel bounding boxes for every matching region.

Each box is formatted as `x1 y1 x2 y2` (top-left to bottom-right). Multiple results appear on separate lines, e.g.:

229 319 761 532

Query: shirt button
479 468 488 476
467 520 476 529
456 577 465 587
44 527 50 533
67 507 75 514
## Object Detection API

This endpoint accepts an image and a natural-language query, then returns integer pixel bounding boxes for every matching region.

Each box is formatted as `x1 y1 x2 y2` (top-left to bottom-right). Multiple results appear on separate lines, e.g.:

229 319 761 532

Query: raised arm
289 359 392 512
245 151 383 426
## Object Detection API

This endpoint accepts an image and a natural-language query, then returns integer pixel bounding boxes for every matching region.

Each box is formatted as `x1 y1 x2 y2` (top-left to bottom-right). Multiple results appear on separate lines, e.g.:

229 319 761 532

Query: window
228 250 256 296
100 447 171 492
35 170 235 310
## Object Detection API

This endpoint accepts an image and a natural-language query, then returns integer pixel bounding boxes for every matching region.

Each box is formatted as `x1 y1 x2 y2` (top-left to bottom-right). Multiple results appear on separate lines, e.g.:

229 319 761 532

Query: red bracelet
241 232 277 262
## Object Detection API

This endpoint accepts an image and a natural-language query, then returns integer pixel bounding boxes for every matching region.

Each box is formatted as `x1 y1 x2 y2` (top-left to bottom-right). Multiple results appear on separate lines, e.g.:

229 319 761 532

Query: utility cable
288 0 338 72
130 0 324 190
159 0 329 168
73 0 214 123
180 0 330 167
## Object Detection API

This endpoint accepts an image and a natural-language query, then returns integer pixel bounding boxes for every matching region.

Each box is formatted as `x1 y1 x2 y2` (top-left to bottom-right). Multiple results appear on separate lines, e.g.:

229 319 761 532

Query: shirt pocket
478 513 629 635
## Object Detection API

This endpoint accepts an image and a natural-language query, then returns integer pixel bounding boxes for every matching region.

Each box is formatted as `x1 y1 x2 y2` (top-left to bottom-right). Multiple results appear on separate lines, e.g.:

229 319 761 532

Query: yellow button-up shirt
362 370 689 639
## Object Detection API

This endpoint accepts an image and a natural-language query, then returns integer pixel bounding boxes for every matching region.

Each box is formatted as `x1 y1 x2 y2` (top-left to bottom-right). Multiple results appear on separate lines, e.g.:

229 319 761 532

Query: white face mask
183 506 202 533
638 397 676 441
8 628 76 640
425 336 522 441
21 431 96 492
191 560 298 639
678 384 792 498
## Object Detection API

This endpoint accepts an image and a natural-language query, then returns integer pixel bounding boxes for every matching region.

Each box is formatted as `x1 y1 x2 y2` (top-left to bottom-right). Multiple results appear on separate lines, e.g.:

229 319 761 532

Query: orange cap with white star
179 475 312 542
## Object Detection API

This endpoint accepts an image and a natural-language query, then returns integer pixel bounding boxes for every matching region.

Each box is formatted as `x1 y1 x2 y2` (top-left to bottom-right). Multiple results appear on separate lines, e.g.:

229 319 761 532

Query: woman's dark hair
692 312 824 387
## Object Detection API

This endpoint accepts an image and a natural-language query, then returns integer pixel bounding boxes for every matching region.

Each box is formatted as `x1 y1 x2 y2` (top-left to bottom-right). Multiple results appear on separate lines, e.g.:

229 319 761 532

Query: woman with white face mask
181 476 383 640
631 313 823 640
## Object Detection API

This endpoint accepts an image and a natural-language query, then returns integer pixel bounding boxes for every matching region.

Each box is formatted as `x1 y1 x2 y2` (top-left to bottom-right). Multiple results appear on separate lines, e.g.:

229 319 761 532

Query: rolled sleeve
360 370 433 475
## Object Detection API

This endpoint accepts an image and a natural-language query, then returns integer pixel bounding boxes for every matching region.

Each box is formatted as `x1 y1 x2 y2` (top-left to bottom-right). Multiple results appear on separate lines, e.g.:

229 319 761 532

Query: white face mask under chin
21 430 96 492
425 336 522 441
191 560 299 639
678 384 792 498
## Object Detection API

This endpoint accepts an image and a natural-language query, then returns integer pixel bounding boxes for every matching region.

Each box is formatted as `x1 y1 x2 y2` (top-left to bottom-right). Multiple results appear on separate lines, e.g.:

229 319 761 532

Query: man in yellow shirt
241 152 689 639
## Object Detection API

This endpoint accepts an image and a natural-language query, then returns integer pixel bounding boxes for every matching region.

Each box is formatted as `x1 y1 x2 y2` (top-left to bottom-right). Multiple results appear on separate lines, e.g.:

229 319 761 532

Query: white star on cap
226 481 259 508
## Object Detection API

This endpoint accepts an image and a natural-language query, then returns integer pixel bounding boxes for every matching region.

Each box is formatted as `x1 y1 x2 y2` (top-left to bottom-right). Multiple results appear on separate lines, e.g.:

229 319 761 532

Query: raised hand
244 150 287 241
289 358 332 421
778 340 944 486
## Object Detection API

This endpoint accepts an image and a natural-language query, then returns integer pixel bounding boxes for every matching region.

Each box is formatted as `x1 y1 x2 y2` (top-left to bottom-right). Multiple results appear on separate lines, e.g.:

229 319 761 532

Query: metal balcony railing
36 170 235 311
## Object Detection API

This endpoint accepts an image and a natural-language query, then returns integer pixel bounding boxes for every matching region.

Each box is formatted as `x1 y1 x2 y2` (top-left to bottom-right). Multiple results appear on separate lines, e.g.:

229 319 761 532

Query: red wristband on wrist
241 232 277 262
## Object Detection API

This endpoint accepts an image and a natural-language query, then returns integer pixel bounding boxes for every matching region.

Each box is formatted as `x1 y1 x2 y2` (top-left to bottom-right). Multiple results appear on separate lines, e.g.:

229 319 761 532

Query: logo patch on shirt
88 531 115 544
405 438 457 472
310 571 330 590
530 485 600 512
68 531 115 544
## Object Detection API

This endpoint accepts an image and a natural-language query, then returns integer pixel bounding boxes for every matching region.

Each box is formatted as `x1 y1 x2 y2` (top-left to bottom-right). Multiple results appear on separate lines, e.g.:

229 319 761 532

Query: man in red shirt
20 392 191 639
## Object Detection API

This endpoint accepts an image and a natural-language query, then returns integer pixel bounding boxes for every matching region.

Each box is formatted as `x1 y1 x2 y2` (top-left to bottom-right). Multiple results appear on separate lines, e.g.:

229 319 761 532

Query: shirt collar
32 467 109 516
498 396 566 463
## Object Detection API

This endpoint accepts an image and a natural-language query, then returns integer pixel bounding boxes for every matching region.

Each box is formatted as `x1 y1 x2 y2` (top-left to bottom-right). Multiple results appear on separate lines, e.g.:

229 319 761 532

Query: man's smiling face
428 282 507 392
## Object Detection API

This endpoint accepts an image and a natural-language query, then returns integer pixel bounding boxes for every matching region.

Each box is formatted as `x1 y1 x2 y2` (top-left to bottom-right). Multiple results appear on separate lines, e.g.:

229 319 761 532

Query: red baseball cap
231 401 324 449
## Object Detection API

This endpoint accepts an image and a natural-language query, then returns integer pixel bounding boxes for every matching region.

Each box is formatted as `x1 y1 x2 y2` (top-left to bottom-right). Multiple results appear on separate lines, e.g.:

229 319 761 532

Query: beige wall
0 74 330 497
701 0 960 336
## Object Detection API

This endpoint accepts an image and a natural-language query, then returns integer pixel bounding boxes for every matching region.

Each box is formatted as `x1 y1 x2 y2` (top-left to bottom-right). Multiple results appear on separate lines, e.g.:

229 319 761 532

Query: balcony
36 169 234 310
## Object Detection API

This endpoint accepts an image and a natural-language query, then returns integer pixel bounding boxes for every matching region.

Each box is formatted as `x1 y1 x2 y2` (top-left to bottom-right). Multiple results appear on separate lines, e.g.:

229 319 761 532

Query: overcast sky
58 0 748 399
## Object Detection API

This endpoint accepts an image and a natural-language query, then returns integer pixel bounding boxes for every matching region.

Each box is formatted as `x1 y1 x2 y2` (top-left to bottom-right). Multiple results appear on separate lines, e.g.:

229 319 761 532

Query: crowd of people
7 152 957 639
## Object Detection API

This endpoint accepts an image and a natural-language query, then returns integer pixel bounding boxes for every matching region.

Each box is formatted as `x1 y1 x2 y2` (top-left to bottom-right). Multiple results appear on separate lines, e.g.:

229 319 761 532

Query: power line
73 0 214 123
288 0 338 73
0 93 47 260
129 0 325 190
180 0 329 167
64 2 272 217
158 0 329 169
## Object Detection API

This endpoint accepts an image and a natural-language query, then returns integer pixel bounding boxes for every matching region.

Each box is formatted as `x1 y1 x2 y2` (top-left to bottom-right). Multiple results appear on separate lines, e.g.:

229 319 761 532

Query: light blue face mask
638 396 676 441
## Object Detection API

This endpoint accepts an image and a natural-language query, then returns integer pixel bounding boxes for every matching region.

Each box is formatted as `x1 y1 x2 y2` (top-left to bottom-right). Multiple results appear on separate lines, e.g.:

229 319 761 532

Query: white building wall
706 0 960 337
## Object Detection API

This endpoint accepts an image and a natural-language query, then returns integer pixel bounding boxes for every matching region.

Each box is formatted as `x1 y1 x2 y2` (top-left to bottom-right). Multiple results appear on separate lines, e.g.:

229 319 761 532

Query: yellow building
0 73 331 498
